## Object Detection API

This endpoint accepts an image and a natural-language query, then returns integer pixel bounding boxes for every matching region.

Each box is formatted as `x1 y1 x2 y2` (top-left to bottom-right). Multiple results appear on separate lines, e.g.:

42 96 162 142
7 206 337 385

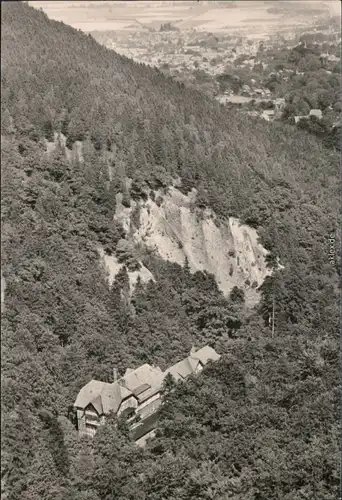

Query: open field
29 1 339 36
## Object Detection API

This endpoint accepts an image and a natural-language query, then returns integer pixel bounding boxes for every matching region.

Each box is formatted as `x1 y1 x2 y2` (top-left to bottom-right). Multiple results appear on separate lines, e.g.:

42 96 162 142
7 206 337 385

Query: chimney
190 346 196 356
113 368 118 383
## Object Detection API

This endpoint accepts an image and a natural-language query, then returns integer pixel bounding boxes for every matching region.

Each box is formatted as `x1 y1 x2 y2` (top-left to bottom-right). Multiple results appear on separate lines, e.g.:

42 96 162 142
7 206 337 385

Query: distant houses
274 98 286 111
74 345 221 441
221 92 286 122
320 53 340 63
295 108 323 124
261 109 275 122
245 87 272 99
294 115 308 124
309 108 323 119
241 84 251 96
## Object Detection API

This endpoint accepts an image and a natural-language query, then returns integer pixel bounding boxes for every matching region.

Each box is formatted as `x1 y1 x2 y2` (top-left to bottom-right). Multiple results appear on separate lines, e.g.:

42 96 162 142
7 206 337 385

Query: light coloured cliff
43 133 274 305
112 186 274 305
97 246 155 294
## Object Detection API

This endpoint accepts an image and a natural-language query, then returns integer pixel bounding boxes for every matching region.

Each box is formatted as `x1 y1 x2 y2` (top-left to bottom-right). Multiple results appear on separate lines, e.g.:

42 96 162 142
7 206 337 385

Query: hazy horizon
29 1 340 35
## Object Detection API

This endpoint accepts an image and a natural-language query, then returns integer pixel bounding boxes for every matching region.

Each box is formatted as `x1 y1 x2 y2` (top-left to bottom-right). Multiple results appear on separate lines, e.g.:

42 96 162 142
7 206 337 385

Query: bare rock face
112 186 274 306
97 246 155 295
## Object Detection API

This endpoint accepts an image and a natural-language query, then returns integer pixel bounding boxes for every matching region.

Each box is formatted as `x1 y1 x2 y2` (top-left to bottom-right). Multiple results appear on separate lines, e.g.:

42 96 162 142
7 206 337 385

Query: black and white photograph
1 0 340 498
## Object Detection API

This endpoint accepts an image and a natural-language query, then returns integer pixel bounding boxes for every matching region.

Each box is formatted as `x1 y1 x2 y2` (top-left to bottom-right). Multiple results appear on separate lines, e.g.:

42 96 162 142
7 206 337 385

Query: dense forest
1 2 340 499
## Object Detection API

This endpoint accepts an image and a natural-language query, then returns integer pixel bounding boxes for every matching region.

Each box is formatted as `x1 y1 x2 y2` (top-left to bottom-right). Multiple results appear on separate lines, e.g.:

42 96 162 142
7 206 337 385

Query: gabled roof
125 366 164 403
190 345 221 365
74 364 165 414
74 379 132 414
133 383 151 396
91 395 103 415
74 380 112 410
165 356 200 381
74 346 220 417
136 386 160 403
121 364 164 392
124 368 135 376
101 383 132 414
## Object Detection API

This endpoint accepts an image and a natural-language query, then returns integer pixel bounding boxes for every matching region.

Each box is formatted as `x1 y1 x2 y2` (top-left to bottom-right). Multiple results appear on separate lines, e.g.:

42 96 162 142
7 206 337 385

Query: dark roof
130 411 160 441
136 386 160 403
133 383 151 396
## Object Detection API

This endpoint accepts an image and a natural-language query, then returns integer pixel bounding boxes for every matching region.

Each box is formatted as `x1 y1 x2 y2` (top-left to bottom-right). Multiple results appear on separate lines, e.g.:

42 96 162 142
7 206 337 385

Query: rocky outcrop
97 246 155 294
43 135 275 304
43 136 274 305
112 185 275 305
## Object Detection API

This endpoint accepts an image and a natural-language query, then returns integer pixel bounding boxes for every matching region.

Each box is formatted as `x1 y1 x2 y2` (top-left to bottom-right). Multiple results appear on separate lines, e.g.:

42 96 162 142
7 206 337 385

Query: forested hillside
1 2 340 499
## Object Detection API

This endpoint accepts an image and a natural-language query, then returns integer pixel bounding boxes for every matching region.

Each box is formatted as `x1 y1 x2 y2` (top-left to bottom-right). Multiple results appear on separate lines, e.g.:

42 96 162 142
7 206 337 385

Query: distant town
92 14 340 135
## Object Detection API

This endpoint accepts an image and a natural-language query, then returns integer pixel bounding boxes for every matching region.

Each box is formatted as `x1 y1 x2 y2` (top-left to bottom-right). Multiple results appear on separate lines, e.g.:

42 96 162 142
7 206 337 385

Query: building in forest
74 345 221 440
